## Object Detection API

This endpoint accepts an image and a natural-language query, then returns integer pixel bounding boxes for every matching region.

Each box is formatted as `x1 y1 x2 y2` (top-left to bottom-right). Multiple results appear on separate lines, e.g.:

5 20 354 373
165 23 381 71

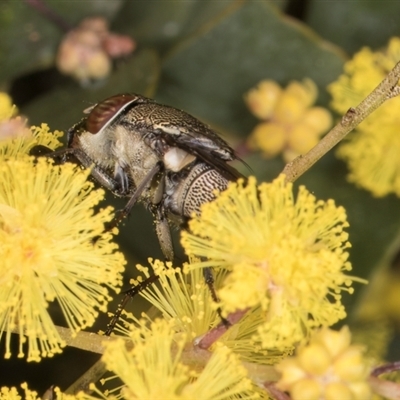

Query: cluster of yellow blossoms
277 326 371 400
245 79 332 162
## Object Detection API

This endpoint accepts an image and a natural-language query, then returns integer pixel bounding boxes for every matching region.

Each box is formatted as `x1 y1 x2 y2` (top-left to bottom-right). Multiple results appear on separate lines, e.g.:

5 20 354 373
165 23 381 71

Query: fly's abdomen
179 163 229 218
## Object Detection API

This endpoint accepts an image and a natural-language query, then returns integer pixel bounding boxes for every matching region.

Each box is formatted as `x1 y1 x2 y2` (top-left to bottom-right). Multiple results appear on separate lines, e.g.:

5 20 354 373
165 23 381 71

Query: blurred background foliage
1 0 400 394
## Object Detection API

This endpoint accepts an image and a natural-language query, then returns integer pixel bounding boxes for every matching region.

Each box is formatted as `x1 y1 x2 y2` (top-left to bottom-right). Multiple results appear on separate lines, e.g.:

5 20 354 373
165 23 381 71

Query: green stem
41 326 279 392
282 61 400 183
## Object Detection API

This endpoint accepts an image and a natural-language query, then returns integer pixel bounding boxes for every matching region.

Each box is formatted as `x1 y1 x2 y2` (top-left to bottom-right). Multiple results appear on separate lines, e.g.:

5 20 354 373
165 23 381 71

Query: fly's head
66 94 158 197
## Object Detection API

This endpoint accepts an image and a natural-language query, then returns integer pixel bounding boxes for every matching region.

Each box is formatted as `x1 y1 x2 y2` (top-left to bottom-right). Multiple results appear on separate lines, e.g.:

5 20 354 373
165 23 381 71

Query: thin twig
366 361 400 399
282 61 400 183
369 376 400 400
10 325 111 354
371 361 400 377
55 326 112 354
65 359 107 395
180 342 279 386
10 325 280 392
195 308 250 349
263 383 291 400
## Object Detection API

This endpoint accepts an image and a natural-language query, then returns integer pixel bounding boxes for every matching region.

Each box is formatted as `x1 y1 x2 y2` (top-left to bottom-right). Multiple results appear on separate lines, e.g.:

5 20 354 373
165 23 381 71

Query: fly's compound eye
86 94 137 134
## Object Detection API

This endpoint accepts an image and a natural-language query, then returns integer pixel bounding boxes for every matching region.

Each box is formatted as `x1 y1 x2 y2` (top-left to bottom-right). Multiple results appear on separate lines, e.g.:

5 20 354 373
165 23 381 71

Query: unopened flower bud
245 80 282 120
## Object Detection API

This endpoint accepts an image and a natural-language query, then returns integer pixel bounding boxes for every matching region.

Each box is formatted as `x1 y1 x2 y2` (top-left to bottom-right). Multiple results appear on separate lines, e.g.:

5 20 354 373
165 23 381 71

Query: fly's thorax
110 124 159 188
164 161 229 219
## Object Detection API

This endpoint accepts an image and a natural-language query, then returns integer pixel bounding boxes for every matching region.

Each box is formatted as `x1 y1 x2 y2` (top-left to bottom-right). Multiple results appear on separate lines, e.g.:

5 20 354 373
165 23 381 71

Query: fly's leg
105 274 159 336
114 164 130 195
152 176 174 261
106 265 229 336
106 179 173 334
203 266 230 327
106 161 163 231
30 146 123 194
155 207 174 262
64 147 124 194
105 206 170 335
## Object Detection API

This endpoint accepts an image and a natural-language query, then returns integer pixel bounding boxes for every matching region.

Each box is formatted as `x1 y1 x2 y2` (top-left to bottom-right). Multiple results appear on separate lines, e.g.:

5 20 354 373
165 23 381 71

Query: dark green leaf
306 0 400 55
155 0 345 137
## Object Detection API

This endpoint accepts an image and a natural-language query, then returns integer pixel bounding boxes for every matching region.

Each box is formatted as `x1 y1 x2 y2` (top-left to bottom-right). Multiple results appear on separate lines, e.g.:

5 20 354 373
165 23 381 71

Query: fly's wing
123 102 245 181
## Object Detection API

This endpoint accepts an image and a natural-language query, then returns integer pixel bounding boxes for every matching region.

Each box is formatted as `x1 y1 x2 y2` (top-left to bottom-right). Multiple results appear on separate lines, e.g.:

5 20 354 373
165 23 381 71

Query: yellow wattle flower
0 157 125 361
182 175 360 350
